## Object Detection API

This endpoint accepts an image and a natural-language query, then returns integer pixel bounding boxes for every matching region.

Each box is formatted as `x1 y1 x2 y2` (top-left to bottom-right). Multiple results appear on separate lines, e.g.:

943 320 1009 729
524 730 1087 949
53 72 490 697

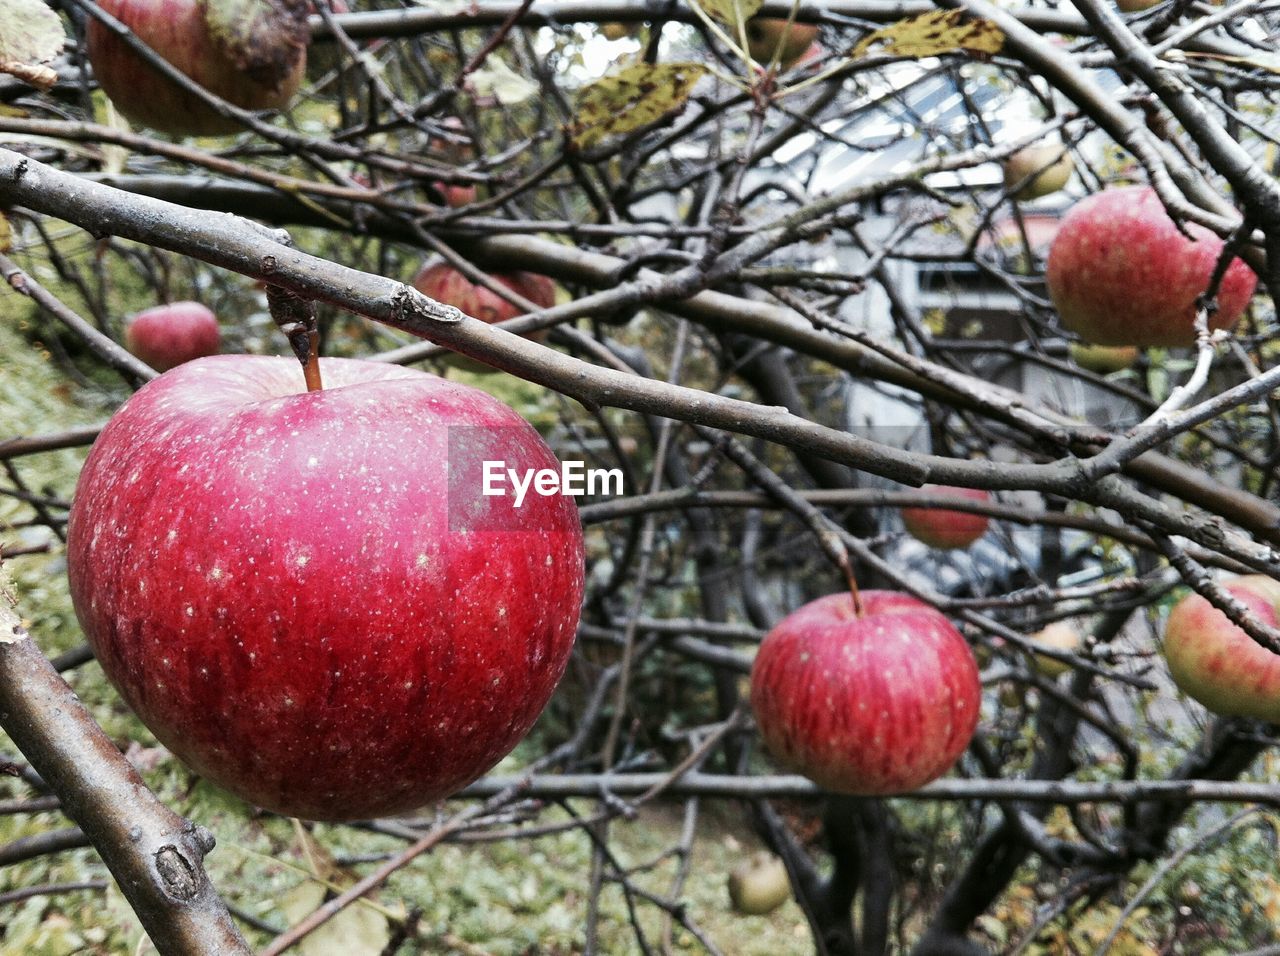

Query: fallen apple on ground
728 852 791 915
750 591 981 794
87 0 308 136
901 485 991 550
1163 575 1280 722
124 301 221 372
1046 186 1257 347
66 355 585 820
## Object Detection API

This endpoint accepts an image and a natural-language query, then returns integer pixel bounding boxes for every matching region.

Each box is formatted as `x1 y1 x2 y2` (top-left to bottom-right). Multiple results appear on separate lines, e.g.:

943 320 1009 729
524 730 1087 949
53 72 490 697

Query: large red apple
87 0 308 136
66 355 584 820
1163 575 1280 722
1046 186 1257 347
124 301 221 371
900 485 991 550
750 591 980 794
744 17 819 68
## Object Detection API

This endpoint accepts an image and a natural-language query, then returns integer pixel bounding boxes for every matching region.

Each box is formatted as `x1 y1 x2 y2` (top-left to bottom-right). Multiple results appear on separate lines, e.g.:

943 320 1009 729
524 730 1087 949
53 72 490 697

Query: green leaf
0 0 65 91
198 0 308 92
694 0 763 27
570 62 706 151
853 10 1003 60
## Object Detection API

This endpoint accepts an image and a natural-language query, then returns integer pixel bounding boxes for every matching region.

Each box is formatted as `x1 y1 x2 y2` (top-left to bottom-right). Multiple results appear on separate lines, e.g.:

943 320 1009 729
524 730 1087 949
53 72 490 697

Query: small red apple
432 181 478 208
124 301 221 372
744 17 819 69
1163 575 1280 722
750 591 980 794
1046 186 1257 347
66 355 585 820
901 485 991 550
87 0 307 136
1002 144 1073 200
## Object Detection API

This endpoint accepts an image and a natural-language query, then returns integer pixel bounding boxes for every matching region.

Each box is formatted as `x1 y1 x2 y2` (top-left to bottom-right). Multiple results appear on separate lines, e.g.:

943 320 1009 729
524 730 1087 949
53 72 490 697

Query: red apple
65 355 585 820
750 591 981 794
432 181 478 208
900 485 991 550
1046 186 1257 347
1002 144 1073 200
744 17 819 69
87 0 307 137
124 301 221 372
1163 575 1280 722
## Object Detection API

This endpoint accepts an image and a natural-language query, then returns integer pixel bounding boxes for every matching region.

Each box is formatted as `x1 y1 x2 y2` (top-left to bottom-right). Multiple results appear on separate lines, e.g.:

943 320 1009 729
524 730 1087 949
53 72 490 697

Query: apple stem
842 560 865 618
266 284 324 391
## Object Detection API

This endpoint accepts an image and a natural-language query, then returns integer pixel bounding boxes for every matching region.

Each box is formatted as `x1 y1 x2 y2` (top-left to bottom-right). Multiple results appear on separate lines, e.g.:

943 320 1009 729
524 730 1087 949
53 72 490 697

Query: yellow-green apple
728 853 791 915
87 0 307 136
1046 186 1257 347
1027 622 1083 679
1069 342 1139 374
1002 144 1074 200
901 485 991 550
124 301 221 371
65 355 584 820
744 17 819 68
1163 575 1280 722
750 591 980 794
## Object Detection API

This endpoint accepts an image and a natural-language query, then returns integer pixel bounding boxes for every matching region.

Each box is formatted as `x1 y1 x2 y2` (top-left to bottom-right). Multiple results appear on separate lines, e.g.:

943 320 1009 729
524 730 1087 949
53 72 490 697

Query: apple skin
750 591 980 794
1046 187 1257 348
1028 622 1082 679
1164 575 1280 722
1002 144 1074 200
900 485 991 550
65 355 585 820
87 0 306 136
433 182 478 208
1117 0 1161 11
124 301 221 372
1069 341 1139 374
744 18 819 68
728 852 791 915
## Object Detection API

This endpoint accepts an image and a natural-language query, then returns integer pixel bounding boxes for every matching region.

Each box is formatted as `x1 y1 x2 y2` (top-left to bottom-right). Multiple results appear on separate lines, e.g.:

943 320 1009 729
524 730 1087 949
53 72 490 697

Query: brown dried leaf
570 62 706 151
0 0 65 91
853 10 1003 60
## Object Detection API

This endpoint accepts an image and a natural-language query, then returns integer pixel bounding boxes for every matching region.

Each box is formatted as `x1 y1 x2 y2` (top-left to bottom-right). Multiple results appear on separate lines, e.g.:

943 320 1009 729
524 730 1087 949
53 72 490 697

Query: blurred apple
1002 144 1074 200
124 301 220 371
1028 622 1083 679
1069 342 1139 374
744 17 819 68
901 485 991 550
728 853 790 915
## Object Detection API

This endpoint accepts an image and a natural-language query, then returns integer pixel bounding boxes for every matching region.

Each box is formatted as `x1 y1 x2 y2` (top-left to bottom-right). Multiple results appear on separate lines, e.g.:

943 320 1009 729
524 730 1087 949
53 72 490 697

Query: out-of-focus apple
87 0 308 137
744 17 819 68
66 355 585 820
1046 186 1257 348
1069 341 1139 374
124 301 221 371
600 21 641 40
750 591 981 794
1117 0 1162 11
1163 575 1280 722
901 485 991 550
728 853 791 915
1002 144 1074 200
1028 622 1083 679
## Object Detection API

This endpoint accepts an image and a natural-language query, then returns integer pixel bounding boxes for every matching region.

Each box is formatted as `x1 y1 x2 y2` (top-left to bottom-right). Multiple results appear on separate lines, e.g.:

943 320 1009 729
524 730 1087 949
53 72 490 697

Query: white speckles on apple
184 605 195 617
166 530 178 544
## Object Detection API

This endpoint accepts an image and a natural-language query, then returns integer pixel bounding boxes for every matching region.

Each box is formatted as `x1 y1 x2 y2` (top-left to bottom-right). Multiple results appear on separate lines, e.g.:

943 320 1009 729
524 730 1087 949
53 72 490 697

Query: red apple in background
1163 575 1280 722
901 485 991 550
1002 144 1074 200
1069 341 1139 374
124 301 221 371
87 0 307 136
1046 186 1257 347
744 17 819 68
66 355 585 820
430 117 479 208
750 591 980 794
728 852 791 915
433 181 478 208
